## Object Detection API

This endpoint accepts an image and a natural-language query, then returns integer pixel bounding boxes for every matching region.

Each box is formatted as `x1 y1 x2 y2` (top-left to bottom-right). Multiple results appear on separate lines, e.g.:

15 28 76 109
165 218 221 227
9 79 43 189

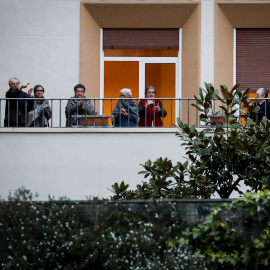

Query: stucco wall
0 0 80 99
0 128 248 200
0 129 185 200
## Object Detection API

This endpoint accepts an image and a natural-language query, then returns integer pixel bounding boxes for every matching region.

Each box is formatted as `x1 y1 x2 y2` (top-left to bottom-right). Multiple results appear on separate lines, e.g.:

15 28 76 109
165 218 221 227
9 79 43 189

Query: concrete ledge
0 127 179 133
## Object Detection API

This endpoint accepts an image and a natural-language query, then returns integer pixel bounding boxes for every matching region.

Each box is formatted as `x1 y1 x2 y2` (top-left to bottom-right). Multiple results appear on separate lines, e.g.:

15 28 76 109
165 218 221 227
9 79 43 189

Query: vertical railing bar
77 99 79 127
136 98 138 128
153 99 156 127
67 98 70 128
127 98 130 127
93 99 95 127
188 99 190 125
16 100 19 127
59 99 61 127
33 99 36 127
196 100 198 127
51 100 53 127
43 99 45 127
179 98 181 123
25 100 27 127
7 100 10 127
170 99 172 127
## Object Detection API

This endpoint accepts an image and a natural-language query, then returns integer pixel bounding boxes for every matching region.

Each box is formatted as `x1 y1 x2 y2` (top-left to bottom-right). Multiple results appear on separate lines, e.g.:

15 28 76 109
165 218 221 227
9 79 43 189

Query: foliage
0 187 209 270
93 201 209 270
0 187 96 270
177 83 270 198
111 83 270 199
110 157 195 200
178 190 270 270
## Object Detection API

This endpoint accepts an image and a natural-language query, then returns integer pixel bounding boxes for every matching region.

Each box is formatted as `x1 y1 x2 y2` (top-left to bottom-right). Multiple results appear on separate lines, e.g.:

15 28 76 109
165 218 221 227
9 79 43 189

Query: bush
0 187 209 270
111 83 270 199
178 190 270 270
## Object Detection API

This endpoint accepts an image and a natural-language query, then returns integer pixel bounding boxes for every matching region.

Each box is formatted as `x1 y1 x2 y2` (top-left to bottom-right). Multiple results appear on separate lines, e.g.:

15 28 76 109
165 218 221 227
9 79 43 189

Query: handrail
0 97 268 128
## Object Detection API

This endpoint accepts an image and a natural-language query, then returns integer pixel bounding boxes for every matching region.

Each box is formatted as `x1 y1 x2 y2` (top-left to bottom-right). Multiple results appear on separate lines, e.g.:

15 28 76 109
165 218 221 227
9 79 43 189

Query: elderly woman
112 88 138 127
138 86 167 127
27 84 52 127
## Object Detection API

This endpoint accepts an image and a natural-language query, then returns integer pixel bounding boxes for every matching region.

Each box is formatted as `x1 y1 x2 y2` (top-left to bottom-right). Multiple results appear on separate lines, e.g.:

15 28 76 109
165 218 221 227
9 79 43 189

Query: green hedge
1 187 270 269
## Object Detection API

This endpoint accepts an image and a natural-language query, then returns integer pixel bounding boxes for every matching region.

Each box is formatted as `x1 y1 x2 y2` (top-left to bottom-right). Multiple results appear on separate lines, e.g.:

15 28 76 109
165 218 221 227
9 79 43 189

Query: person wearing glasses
112 88 138 127
138 86 167 127
251 88 270 124
27 85 52 127
4 77 32 127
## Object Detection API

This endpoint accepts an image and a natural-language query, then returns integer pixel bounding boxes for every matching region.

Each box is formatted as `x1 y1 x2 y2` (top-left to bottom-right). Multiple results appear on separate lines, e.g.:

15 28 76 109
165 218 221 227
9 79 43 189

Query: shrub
0 187 209 269
111 83 270 199
179 190 270 270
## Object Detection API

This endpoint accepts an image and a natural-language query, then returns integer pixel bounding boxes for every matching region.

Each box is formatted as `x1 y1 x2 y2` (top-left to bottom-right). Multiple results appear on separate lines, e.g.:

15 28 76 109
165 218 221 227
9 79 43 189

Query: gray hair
8 77 20 86
119 88 132 97
257 88 268 98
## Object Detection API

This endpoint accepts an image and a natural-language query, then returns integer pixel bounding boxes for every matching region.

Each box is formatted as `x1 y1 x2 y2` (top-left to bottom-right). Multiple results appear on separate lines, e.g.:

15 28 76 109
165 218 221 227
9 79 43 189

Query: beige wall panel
219 3 270 28
80 3 100 100
80 1 200 103
214 3 234 89
85 3 197 28
182 5 200 124
215 2 270 89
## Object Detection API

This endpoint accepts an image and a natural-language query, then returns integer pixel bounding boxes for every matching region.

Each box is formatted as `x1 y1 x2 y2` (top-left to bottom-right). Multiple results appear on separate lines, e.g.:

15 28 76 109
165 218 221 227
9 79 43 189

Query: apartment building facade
0 0 269 199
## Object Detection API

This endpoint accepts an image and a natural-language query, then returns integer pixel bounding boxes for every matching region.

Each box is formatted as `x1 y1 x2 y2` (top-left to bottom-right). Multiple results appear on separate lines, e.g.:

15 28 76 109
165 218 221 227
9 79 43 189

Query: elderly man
252 88 270 124
112 88 138 127
4 77 32 127
65 84 95 127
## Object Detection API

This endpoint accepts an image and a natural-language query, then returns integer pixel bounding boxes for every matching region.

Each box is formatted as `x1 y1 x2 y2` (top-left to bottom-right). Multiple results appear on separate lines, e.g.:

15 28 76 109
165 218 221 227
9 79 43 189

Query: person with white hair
112 88 138 127
4 77 33 127
252 87 270 124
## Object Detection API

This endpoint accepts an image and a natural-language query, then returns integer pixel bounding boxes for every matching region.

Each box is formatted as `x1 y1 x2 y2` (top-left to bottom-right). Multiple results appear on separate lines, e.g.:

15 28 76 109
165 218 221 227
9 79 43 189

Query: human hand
154 103 161 111
79 99 85 107
146 100 154 107
44 104 49 112
19 83 30 90
28 88 33 95
121 108 127 116
254 106 260 113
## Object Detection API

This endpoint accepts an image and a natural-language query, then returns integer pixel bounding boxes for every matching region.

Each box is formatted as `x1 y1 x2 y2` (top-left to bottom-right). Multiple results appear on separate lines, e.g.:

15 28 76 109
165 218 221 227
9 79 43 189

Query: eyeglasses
35 90 44 93
147 91 155 94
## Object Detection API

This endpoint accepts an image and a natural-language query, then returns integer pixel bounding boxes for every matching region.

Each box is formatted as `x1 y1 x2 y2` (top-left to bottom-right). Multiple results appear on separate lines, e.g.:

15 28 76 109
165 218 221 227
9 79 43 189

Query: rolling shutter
103 28 179 49
236 29 270 93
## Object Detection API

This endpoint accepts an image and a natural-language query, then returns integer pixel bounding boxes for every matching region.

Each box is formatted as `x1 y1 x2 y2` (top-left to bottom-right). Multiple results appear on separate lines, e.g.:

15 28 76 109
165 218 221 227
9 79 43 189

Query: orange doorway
145 63 176 126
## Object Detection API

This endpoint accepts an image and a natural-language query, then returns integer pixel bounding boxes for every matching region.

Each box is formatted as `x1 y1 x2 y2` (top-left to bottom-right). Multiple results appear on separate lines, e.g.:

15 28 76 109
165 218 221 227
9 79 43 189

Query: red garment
138 99 163 127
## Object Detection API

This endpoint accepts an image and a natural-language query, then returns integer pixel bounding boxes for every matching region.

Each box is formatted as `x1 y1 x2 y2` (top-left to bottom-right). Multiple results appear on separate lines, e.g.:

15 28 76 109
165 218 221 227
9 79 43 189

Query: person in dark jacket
251 88 270 124
112 88 138 127
65 84 95 127
4 77 32 127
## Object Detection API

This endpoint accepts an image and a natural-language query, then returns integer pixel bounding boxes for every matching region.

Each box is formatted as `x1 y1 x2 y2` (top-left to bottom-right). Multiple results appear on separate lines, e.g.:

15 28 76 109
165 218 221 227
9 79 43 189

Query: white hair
119 88 132 97
8 77 20 86
257 88 268 98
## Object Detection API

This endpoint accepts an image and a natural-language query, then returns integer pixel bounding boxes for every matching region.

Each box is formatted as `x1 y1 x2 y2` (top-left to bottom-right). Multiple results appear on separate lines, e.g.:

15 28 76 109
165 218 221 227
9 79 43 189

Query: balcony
1 97 264 129
0 97 200 128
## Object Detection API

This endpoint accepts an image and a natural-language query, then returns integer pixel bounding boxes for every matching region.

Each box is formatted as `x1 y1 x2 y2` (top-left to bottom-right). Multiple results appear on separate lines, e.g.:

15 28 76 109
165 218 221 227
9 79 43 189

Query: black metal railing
0 98 198 128
0 97 269 128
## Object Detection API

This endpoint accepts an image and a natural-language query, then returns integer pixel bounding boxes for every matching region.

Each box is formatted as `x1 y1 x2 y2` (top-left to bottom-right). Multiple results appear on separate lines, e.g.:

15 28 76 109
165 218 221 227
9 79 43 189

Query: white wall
0 128 248 201
201 0 215 86
0 129 186 200
0 0 80 120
